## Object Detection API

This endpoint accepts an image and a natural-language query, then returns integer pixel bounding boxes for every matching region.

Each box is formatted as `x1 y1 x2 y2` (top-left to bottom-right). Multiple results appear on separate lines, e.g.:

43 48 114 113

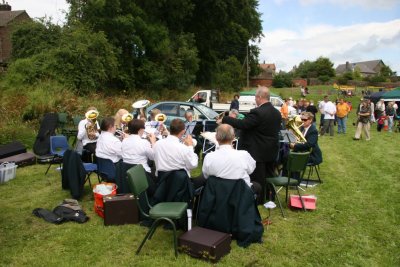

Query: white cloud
10 0 69 24
300 0 398 9
258 19 400 73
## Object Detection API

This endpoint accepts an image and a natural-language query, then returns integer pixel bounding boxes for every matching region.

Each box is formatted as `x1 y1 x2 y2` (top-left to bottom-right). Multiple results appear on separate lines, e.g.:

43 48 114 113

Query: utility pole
246 45 249 88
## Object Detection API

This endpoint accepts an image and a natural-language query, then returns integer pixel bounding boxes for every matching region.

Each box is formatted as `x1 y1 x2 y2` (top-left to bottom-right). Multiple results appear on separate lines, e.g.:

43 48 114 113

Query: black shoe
353 137 360 140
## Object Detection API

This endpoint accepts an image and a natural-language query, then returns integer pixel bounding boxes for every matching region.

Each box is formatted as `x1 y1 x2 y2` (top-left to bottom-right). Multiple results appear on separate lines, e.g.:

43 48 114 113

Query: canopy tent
365 90 387 103
240 89 280 98
381 88 400 102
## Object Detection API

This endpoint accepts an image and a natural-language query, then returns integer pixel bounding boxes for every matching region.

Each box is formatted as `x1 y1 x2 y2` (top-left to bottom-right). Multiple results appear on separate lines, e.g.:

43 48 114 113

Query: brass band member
77 107 99 162
95 117 123 163
114 109 129 131
289 112 322 165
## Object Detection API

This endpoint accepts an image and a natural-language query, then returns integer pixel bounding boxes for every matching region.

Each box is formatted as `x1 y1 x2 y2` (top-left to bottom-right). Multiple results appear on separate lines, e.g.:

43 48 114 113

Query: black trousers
250 161 276 204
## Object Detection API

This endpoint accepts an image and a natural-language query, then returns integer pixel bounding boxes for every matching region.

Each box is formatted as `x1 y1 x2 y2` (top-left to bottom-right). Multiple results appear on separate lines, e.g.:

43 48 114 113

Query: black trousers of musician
82 142 96 163
250 161 276 205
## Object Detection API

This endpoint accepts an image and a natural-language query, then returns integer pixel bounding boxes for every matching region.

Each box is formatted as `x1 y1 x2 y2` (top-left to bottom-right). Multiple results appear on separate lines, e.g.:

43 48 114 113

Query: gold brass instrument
286 115 307 143
85 109 99 140
155 113 167 123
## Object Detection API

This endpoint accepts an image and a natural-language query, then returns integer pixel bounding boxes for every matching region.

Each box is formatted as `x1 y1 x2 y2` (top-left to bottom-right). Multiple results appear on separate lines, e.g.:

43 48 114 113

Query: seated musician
153 118 205 189
95 117 123 163
114 109 131 130
202 124 261 197
77 107 100 162
145 109 169 138
184 110 202 155
289 112 322 165
122 119 156 178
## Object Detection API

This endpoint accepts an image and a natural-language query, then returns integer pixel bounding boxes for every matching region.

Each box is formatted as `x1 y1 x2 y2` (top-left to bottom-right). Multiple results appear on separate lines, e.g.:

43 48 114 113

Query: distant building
0 2 30 64
250 62 276 87
336 60 385 77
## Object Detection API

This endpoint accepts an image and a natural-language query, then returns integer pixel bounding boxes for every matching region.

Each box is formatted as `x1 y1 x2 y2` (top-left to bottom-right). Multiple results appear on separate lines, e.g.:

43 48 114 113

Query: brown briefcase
178 226 231 262
103 194 139 226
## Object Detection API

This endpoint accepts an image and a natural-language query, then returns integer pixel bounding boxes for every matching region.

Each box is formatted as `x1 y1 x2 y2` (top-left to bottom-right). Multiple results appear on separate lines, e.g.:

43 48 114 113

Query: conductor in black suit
289 112 322 165
220 86 282 204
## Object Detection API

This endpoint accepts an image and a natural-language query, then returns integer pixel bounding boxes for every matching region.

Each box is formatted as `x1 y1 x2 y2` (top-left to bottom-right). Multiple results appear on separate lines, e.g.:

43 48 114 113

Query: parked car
145 101 219 127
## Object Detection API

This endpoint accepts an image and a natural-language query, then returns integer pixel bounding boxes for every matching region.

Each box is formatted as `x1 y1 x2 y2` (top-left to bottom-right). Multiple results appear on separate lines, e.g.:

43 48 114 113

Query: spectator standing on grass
386 102 395 132
305 100 318 127
318 96 328 131
354 99 371 141
368 99 375 123
336 98 350 134
320 97 336 136
230 94 240 111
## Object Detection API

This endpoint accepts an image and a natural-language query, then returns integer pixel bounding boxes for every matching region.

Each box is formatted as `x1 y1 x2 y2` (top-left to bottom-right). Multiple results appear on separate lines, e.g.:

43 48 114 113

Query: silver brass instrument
132 99 150 109
286 115 307 143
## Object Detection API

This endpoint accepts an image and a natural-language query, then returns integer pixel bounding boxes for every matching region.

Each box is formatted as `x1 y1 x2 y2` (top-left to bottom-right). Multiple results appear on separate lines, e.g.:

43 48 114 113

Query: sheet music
184 121 197 135
280 130 297 143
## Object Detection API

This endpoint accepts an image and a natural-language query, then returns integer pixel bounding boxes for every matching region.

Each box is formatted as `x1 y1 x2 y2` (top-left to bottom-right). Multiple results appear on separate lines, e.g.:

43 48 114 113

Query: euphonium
85 109 99 140
86 119 98 140
155 113 167 123
286 115 307 143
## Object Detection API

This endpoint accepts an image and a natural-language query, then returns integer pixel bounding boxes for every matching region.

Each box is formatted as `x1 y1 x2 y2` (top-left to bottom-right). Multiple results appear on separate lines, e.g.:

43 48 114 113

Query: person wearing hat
77 107 100 162
353 99 371 141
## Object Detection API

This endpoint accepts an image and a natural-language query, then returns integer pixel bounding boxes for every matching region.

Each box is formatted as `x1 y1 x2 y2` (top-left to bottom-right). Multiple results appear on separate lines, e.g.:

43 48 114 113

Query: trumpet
286 115 307 143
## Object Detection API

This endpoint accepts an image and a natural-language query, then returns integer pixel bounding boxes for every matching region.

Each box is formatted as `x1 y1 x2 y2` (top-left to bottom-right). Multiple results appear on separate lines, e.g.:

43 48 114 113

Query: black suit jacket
223 102 281 163
293 124 323 165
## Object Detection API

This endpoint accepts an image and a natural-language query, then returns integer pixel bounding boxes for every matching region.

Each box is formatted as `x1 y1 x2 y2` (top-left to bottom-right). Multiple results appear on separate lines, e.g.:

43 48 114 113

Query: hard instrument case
178 226 231 262
0 141 27 159
0 152 36 167
103 194 139 226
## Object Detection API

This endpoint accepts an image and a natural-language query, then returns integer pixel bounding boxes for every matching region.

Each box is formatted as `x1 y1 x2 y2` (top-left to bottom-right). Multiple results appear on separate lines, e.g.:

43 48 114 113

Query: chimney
0 1 11 11
345 61 350 71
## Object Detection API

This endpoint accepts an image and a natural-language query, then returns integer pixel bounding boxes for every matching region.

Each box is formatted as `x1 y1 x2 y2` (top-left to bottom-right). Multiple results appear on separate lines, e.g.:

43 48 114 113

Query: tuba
286 115 307 143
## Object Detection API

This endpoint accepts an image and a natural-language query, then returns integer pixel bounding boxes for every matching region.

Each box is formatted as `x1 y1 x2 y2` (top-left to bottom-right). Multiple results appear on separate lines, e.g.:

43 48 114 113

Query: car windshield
195 104 218 119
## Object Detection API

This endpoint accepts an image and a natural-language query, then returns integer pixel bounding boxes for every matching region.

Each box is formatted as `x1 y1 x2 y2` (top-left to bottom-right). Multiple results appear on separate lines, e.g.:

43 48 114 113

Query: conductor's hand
183 135 194 147
216 118 223 125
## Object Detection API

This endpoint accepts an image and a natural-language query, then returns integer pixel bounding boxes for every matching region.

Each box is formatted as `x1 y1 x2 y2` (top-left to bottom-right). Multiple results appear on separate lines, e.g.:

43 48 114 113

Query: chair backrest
126 165 149 196
50 135 69 155
287 151 310 174
97 157 116 181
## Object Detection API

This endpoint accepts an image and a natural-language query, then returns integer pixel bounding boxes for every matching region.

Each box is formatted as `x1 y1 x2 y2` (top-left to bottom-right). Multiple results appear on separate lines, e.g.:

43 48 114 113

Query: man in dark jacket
220 86 282 204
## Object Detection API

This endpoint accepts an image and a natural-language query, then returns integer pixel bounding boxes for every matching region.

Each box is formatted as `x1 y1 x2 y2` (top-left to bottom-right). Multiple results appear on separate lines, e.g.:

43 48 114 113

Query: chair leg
315 165 322 183
296 186 307 212
45 156 56 175
163 218 178 258
136 218 163 255
271 183 285 218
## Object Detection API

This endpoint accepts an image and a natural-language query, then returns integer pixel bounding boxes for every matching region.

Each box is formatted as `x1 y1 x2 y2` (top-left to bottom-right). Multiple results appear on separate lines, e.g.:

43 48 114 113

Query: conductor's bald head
216 124 235 145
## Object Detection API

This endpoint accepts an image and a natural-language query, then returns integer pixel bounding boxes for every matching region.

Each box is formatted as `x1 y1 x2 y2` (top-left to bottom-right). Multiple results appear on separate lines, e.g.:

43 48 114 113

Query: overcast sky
8 0 400 74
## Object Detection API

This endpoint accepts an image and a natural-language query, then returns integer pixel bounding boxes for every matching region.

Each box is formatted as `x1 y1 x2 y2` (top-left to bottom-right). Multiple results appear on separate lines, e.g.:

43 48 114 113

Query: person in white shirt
153 118 198 178
321 97 336 136
318 96 327 131
95 117 123 163
202 124 261 196
77 107 100 162
122 119 156 174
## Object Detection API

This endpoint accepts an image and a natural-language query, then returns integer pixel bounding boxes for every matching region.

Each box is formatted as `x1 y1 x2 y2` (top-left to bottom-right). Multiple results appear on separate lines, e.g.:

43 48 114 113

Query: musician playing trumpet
289 112 322 166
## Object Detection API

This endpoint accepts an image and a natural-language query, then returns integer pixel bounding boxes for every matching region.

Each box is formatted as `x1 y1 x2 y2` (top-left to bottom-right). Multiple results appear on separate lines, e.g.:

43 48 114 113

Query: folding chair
265 151 310 217
97 157 116 182
127 165 187 258
304 162 322 187
45 135 69 175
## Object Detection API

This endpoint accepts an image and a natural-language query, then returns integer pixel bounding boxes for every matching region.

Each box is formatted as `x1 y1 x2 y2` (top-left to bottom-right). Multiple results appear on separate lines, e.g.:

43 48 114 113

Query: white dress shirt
153 135 198 177
202 145 256 188
323 101 336 119
122 134 154 173
77 119 99 146
95 131 122 163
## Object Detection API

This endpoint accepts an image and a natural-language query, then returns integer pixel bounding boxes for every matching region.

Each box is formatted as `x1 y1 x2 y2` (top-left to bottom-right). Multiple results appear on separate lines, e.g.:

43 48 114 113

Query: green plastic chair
266 151 311 217
127 165 187 258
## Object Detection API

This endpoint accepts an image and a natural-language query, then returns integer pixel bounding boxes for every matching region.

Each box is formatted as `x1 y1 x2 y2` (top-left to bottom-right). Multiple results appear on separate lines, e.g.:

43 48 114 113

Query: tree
213 56 244 90
273 71 292 88
380 65 394 78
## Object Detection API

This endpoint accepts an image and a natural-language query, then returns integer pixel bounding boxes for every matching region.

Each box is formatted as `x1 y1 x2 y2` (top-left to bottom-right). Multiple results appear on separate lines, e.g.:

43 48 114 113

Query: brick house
250 63 276 87
0 3 30 64
335 60 385 77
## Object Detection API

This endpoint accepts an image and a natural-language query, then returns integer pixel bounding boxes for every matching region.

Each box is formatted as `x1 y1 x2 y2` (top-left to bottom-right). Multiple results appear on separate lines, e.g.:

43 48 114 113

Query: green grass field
1 86 399 266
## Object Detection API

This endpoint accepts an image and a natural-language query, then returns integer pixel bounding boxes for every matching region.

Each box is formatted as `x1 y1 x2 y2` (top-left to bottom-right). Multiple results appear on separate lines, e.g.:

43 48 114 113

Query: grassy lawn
0 87 399 266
